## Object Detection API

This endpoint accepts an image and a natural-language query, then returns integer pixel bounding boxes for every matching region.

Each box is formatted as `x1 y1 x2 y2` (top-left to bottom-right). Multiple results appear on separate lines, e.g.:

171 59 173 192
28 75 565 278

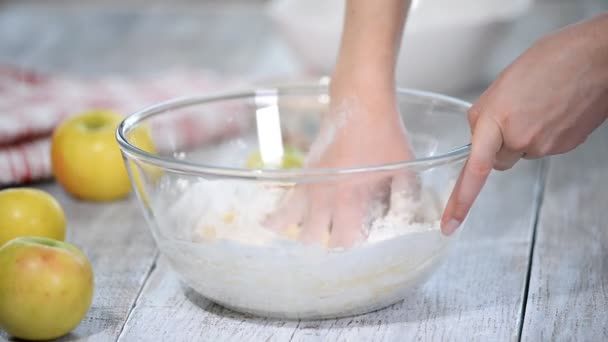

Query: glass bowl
116 83 472 320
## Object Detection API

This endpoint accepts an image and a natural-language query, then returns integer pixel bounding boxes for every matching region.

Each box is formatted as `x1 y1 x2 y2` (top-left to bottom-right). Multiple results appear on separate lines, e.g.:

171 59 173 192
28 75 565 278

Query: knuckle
495 107 513 128
493 162 512 171
467 105 483 123
467 106 483 133
528 141 552 157
507 132 534 152
554 136 585 155
494 149 521 171
552 142 572 155
537 139 556 156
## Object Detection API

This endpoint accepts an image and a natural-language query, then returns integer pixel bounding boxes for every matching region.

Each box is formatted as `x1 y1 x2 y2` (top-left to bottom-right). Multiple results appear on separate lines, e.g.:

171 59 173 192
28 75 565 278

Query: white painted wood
0 4 299 78
119 160 543 342
6 2 603 341
521 125 608 341
0 184 158 342
0 5 297 341
118 258 300 342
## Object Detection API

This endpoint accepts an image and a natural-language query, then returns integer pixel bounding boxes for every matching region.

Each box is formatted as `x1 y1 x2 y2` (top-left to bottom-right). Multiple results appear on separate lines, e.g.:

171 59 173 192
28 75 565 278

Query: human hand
265 80 418 248
263 0 416 248
441 14 608 235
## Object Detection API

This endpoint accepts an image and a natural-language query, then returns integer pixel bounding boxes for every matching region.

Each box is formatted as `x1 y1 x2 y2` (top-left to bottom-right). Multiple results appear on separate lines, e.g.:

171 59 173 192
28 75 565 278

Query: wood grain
521 125 608 341
0 5 294 341
0 184 158 342
0 4 298 78
117 258 300 342
0 6 167 341
6 2 603 340
119 160 544 342
0 5 295 341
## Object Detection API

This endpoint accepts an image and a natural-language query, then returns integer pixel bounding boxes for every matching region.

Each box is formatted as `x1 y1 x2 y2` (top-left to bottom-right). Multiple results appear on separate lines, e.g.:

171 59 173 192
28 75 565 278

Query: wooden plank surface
0 5 296 342
0 184 158 342
0 3 298 78
0 5 543 340
5 2 605 341
119 160 544 342
521 125 608 341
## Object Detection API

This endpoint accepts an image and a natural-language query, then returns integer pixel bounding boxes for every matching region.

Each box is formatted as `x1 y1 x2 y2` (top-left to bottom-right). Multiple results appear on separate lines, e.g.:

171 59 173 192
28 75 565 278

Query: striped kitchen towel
0 66 245 186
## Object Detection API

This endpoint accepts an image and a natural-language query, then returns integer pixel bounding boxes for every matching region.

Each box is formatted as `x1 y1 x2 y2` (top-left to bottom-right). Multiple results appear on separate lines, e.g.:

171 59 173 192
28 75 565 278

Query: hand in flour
265 0 416 248
441 13 608 235
266 80 418 248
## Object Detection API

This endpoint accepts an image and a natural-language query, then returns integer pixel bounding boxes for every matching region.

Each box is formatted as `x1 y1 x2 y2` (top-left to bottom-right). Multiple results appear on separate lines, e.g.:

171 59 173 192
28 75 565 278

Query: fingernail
443 219 461 236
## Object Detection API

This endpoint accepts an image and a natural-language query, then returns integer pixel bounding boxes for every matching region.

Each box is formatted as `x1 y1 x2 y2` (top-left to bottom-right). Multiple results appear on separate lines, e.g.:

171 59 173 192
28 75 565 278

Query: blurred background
1 0 607 96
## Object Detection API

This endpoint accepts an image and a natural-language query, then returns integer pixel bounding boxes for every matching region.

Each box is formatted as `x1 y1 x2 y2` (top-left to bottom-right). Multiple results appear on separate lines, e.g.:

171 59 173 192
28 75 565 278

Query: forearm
332 0 412 89
583 12 608 114
563 12 608 118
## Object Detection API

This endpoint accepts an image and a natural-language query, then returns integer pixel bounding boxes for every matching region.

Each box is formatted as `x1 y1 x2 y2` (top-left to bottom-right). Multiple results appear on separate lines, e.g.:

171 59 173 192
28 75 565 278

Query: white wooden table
1 2 606 341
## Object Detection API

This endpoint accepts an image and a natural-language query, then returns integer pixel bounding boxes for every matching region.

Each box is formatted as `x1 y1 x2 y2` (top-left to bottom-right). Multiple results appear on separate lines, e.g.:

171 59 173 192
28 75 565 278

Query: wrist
330 63 396 98
332 42 398 83
327 76 399 122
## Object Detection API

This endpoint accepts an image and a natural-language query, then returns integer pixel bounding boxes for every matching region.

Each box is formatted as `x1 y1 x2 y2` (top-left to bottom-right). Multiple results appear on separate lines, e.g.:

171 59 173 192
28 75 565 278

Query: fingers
264 188 306 232
441 116 503 235
467 105 483 133
300 188 332 245
329 192 368 248
391 171 421 199
494 147 522 171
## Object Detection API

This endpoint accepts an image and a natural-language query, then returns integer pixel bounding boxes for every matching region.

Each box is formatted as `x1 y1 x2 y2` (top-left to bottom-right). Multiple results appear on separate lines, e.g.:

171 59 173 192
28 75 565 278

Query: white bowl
268 0 532 93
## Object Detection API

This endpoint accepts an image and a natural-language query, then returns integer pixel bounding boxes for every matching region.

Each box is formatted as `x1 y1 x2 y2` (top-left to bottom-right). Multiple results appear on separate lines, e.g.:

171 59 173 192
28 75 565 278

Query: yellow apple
125 126 161 208
0 237 94 340
0 188 66 248
51 110 155 201
245 145 305 169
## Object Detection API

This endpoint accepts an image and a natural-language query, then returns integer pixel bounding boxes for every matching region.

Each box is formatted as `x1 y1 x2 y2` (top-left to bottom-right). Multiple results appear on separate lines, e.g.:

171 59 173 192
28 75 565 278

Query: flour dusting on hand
168 178 440 248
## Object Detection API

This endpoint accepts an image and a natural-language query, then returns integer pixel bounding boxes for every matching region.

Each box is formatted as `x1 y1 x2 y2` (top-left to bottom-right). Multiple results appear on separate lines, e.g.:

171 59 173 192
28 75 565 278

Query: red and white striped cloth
0 66 245 186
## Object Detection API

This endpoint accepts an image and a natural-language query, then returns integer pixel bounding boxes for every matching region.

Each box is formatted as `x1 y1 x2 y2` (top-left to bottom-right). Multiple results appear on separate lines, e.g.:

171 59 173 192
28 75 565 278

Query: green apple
245 145 305 169
0 188 66 248
0 237 94 340
51 110 156 201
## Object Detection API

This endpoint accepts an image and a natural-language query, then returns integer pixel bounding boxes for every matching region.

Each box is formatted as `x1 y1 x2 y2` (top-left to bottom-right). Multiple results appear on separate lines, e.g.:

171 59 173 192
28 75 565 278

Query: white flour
169 179 441 248
154 177 452 319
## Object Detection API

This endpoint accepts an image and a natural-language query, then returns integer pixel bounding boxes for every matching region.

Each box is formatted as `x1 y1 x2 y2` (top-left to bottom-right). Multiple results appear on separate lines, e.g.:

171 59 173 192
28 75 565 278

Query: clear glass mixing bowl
116 83 472 320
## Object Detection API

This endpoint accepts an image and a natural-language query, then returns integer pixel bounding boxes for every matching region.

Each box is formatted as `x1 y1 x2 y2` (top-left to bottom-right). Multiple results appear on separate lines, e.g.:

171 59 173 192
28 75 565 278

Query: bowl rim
116 84 472 180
